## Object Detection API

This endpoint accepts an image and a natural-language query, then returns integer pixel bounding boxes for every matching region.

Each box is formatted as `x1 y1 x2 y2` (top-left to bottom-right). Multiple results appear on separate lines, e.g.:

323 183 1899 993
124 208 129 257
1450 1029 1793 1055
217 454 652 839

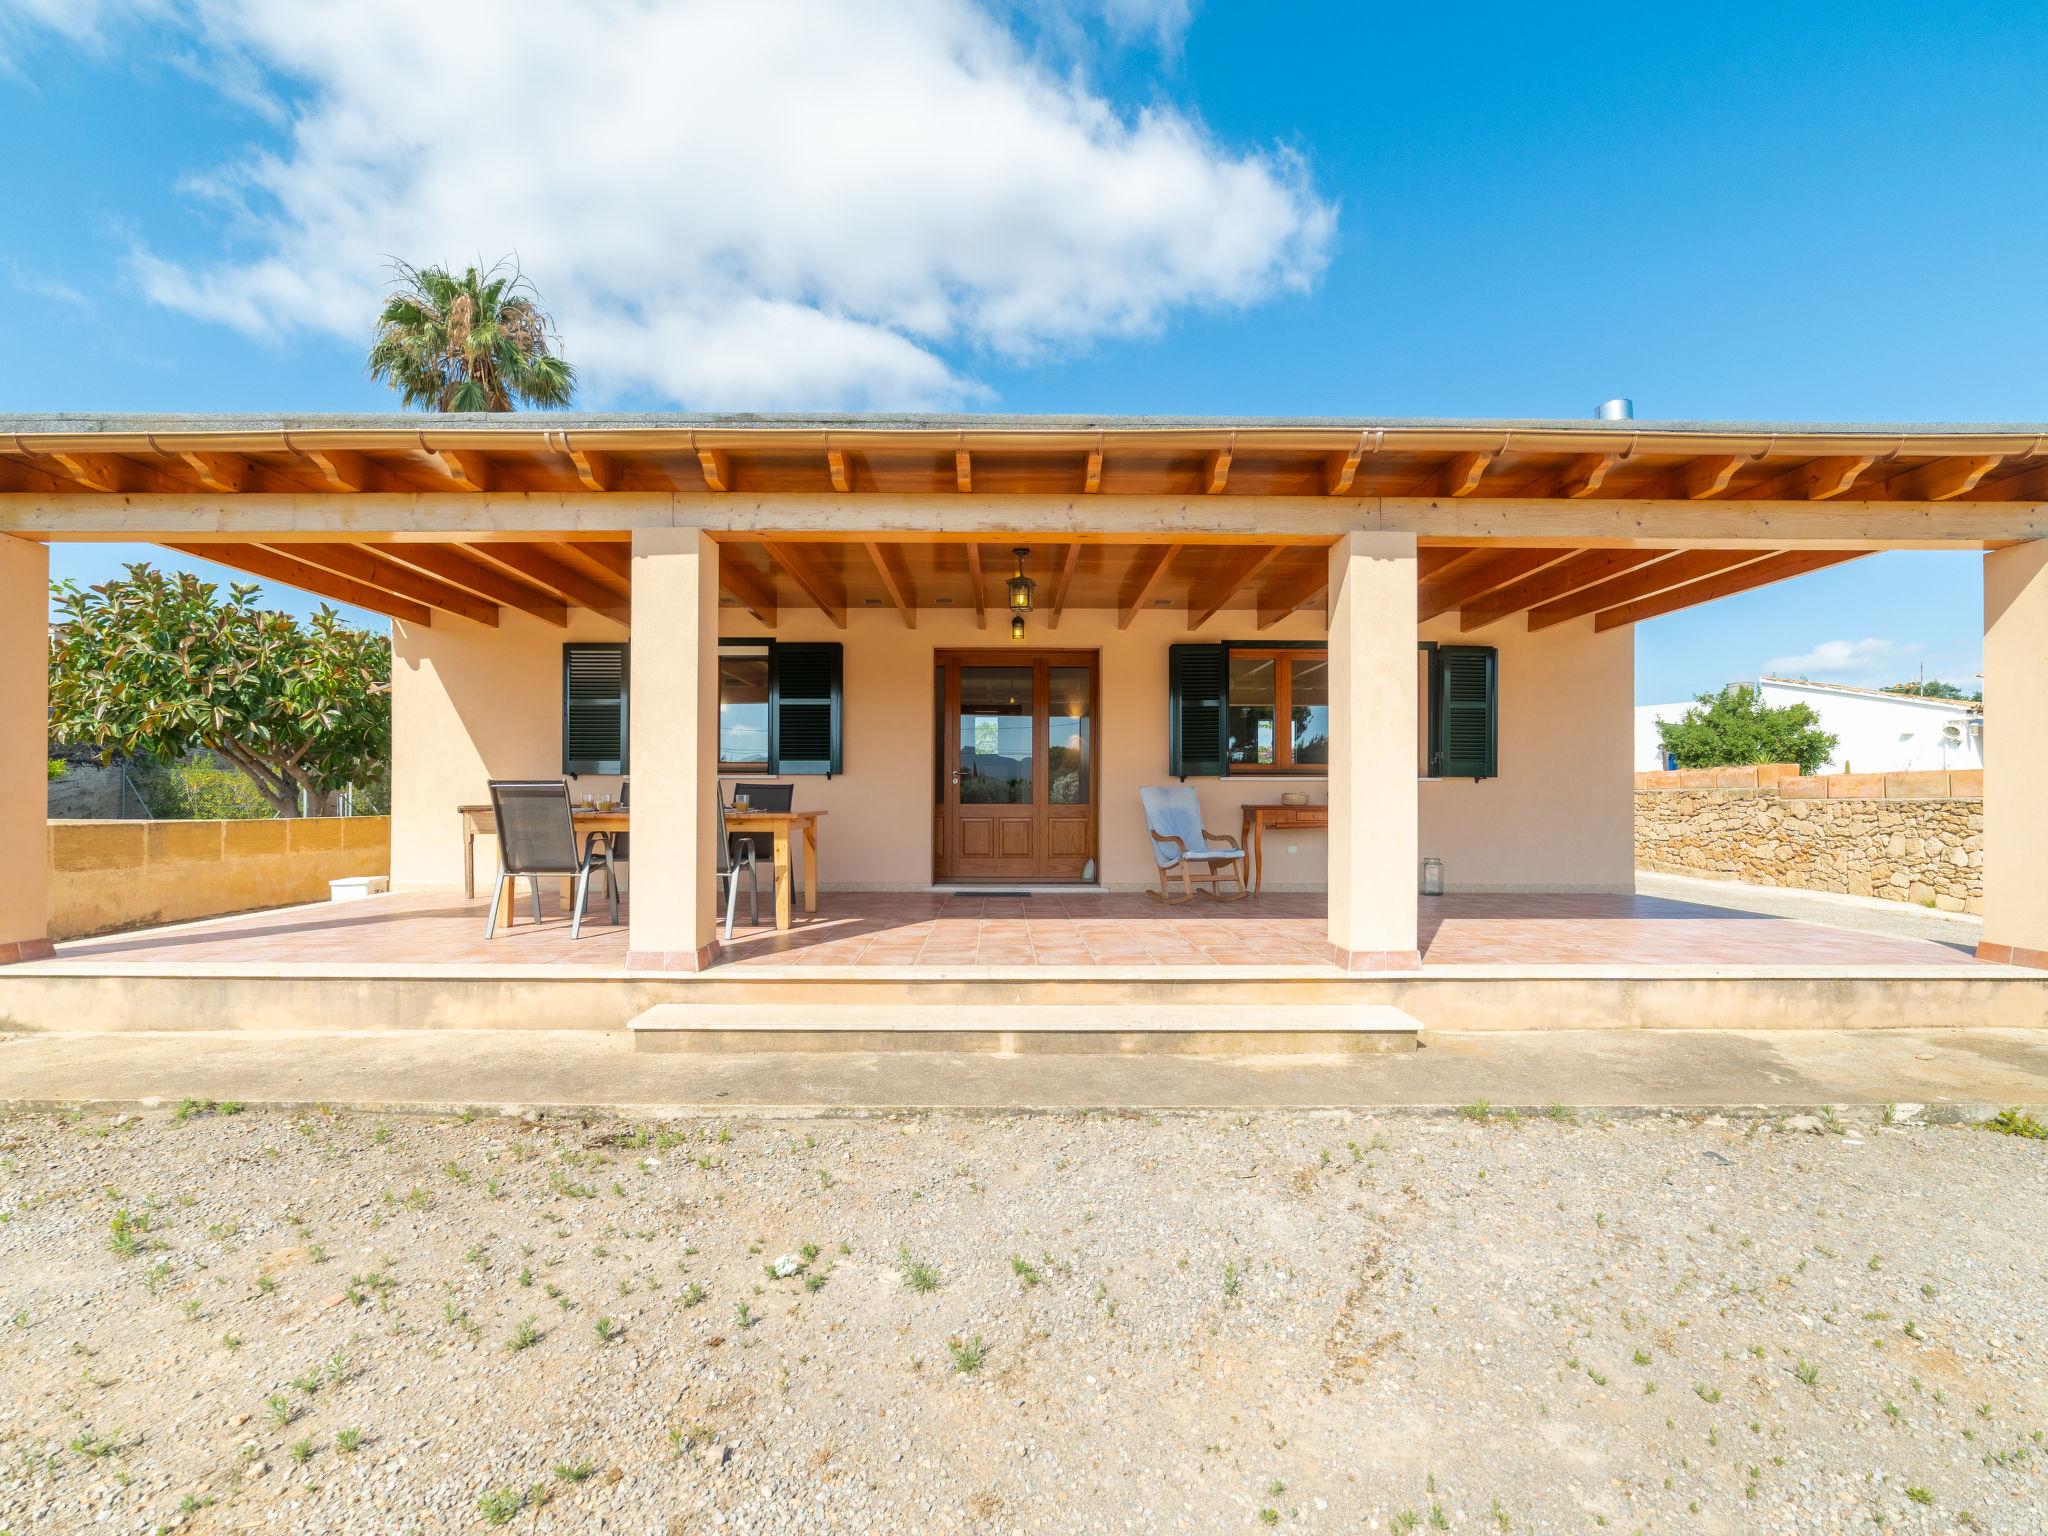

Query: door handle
950 768 962 785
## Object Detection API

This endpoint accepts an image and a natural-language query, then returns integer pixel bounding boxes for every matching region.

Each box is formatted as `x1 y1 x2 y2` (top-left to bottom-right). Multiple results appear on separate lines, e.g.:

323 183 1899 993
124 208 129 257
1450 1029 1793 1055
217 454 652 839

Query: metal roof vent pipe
1595 397 1634 421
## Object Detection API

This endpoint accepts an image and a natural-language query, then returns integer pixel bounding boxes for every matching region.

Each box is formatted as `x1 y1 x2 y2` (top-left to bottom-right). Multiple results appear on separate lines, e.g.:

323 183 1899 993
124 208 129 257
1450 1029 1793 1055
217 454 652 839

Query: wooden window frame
716 641 774 775
1225 644 1328 776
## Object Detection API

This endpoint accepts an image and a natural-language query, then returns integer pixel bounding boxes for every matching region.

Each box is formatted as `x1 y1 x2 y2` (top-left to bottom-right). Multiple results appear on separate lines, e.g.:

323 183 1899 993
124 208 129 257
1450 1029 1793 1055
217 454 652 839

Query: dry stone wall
1633 767 1982 913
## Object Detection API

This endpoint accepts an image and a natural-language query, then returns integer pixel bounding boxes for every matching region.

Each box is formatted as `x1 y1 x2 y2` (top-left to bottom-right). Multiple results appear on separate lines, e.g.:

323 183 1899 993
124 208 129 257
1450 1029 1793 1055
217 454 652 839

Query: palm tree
366 258 576 411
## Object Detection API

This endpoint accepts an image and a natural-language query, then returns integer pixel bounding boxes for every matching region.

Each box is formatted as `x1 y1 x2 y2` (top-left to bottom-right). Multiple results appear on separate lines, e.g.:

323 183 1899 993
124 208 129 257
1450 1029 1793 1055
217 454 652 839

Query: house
1635 677 1984 774
3 415 2045 1042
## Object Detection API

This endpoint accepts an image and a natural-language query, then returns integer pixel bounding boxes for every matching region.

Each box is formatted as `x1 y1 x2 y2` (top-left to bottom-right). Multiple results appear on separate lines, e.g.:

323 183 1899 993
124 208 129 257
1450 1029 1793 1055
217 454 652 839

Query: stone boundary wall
48 817 391 940
1634 768 1982 912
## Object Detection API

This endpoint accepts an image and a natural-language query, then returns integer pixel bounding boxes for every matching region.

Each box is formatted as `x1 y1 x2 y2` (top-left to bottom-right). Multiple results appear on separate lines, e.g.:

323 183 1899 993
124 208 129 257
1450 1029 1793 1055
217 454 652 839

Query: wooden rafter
50 452 157 494
954 449 972 494
176 451 253 492
273 543 500 626
965 543 987 629
374 545 567 626
0 455 66 493
434 449 497 493
1254 559 1329 630
1458 549 1668 631
1527 549 1767 631
1425 451 1493 499
1201 447 1232 495
696 448 732 492
865 541 917 628
1743 455 1874 502
301 448 382 493
1523 452 1620 500
1083 449 1102 493
1882 455 2001 502
563 540 632 582
760 539 848 628
1594 551 1866 630
1322 445 1364 496
567 447 621 492
1418 546 1479 580
1118 544 1180 629
1045 543 1080 630
827 448 854 494
1660 455 1744 500
166 541 432 625
1418 549 1570 621
463 542 628 622
718 557 778 626
1972 460 2048 502
1188 545 1281 631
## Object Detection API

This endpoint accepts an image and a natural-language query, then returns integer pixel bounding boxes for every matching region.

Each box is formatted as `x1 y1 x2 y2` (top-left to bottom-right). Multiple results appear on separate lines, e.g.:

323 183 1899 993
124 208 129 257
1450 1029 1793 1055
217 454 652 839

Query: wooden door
937 651 1097 882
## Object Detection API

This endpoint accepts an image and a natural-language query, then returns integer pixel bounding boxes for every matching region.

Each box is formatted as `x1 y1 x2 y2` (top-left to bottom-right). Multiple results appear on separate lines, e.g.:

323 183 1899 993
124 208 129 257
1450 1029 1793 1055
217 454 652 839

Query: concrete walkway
2 1027 2044 1116
1636 870 1981 950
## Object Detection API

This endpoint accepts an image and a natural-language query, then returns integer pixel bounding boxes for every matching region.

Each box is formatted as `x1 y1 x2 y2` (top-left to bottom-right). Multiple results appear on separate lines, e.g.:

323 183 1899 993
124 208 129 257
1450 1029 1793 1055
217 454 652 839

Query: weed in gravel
1257 1510 1278 1527
289 1437 314 1466
68 1427 125 1460
948 1335 987 1373
1905 1485 1933 1505
803 1271 828 1293
735 1301 755 1329
107 1209 145 1258
1222 1261 1241 1300
1457 1101 1491 1123
554 1459 596 1482
1391 1512 1419 1535
1695 1384 1721 1403
1793 1359 1819 1386
897 1248 940 1293
508 1316 541 1351
335 1427 363 1453
1011 1256 1041 1287
681 1283 706 1308
479 1485 546 1524
595 1316 620 1342
266 1394 295 1428
1982 1108 2047 1139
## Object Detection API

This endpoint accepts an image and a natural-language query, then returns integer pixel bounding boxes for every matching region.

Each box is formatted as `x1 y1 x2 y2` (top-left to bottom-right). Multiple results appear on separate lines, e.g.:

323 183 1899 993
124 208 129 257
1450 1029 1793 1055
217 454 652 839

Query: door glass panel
1047 667 1091 804
1289 655 1330 767
958 667 1034 804
718 649 772 770
1226 655 1277 766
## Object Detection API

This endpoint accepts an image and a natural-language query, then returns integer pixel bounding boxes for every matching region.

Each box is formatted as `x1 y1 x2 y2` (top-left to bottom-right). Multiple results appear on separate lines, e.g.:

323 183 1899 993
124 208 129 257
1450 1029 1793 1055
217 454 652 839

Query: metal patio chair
484 779 619 941
1139 785 1248 904
715 799 780 938
588 780 627 899
725 780 791 865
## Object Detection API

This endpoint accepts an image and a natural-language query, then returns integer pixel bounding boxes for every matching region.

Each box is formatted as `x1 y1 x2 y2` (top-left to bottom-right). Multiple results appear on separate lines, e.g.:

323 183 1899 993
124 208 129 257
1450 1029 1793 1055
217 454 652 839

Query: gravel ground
0 1104 2043 1535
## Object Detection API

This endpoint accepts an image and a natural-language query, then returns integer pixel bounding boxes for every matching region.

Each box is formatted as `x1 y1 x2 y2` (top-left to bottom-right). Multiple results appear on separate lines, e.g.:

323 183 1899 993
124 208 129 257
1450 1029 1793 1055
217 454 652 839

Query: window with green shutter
770 641 842 776
1429 644 1498 779
1167 643 1227 777
562 642 629 775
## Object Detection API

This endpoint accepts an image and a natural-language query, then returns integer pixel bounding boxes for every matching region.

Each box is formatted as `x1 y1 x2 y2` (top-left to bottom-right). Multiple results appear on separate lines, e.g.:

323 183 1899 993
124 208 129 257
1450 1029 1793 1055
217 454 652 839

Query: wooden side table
1239 802 1330 896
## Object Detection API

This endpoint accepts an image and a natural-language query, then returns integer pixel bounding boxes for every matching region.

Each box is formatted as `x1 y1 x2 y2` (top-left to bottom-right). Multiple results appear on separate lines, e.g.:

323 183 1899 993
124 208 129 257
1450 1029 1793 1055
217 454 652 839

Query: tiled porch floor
42 887 1987 971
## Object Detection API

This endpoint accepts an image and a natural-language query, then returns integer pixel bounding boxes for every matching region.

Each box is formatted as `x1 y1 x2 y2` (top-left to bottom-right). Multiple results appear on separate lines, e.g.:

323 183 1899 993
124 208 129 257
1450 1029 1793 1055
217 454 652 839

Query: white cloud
1763 637 1923 682
13 0 1335 408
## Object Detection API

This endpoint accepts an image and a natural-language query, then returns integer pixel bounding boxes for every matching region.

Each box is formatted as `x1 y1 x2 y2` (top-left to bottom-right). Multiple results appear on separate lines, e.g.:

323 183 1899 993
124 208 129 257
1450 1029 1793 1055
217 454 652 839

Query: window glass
1226 655 1277 766
1047 667 1091 804
958 666 1034 804
718 650 771 769
1289 656 1329 766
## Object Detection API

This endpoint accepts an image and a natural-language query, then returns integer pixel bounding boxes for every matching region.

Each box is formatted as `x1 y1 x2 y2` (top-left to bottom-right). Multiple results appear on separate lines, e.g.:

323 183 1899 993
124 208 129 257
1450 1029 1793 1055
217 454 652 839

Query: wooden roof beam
463 542 628 623
1658 454 1744 500
1201 447 1232 495
1083 449 1102 493
864 541 917 629
965 543 987 629
1418 549 1572 622
1045 543 1081 631
567 447 621 492
1522 452 1620 499
175 451 254 493
1425 451 1493 499
275 543 500 626
1527 549 1769 630
1254 560 1329 630
1322 445 1364 496
0 455 66 493
434 449 497 493
954 449 972 494
1418 546 1480 580
1118 544 1180 629
165 542 432 626
718 555 778 627
1458 549 1669 632
1743 455 1875 501
827 448 854 494
50 452 158 494
1594 551 1867 630
760 540 848 628
1189 545 1282 631
1883 455 2001 502
300 448 387 493
696 448 732 492
373 545 567 626
561 540 632 583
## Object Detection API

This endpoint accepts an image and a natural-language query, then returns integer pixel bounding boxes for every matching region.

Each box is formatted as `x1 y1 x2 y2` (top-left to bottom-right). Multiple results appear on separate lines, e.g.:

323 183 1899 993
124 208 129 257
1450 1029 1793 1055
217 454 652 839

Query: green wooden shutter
1168 643 1228 778
1433 644 1497 779
771 642 842 775
562 642 629 775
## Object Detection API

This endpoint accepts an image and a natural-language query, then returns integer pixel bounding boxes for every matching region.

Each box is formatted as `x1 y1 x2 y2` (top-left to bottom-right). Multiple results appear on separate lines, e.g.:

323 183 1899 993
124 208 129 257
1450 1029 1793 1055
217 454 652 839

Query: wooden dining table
457 804 825 932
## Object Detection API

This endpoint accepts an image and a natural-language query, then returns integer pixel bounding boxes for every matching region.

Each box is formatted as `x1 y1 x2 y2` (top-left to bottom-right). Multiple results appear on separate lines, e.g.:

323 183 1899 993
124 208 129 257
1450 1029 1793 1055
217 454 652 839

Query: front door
936 651 1097 882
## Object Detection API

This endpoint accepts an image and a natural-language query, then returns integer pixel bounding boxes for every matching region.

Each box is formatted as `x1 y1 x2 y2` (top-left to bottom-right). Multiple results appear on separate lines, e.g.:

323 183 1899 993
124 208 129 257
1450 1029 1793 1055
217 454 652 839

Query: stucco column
1977 540 2048 967
0 537 52 963
624 530 721 971
1326 531 1420 969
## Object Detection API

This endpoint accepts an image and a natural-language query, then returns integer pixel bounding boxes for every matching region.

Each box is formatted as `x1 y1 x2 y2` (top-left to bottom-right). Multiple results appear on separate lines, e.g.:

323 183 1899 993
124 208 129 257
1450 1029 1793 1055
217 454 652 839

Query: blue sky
4 0 2037 701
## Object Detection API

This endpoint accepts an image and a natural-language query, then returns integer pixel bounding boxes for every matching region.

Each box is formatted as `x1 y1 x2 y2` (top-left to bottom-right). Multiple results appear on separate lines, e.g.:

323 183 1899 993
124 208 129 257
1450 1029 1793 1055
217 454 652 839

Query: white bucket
329 875 390 902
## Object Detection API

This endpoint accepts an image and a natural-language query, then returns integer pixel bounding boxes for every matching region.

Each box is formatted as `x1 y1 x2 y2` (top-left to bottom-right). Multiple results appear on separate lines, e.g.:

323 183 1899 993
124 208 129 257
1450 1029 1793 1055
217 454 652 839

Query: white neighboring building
1635 677 1983 775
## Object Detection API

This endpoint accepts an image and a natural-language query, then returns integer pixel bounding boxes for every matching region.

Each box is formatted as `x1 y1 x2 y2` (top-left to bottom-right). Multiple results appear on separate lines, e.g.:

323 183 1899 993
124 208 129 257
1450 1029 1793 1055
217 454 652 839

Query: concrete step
626 1001 1423 1055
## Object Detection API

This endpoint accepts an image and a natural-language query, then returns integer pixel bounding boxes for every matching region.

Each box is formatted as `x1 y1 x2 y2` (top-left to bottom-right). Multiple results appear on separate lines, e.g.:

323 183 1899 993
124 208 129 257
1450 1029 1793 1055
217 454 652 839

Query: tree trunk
214 738 309 818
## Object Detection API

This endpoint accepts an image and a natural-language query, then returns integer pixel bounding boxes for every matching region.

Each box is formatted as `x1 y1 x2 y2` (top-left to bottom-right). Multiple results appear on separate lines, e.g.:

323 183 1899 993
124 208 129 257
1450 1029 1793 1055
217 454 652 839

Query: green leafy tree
48 566 390 818
1656 684 1838 776
367 258 576 411
1882 678 1979 701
